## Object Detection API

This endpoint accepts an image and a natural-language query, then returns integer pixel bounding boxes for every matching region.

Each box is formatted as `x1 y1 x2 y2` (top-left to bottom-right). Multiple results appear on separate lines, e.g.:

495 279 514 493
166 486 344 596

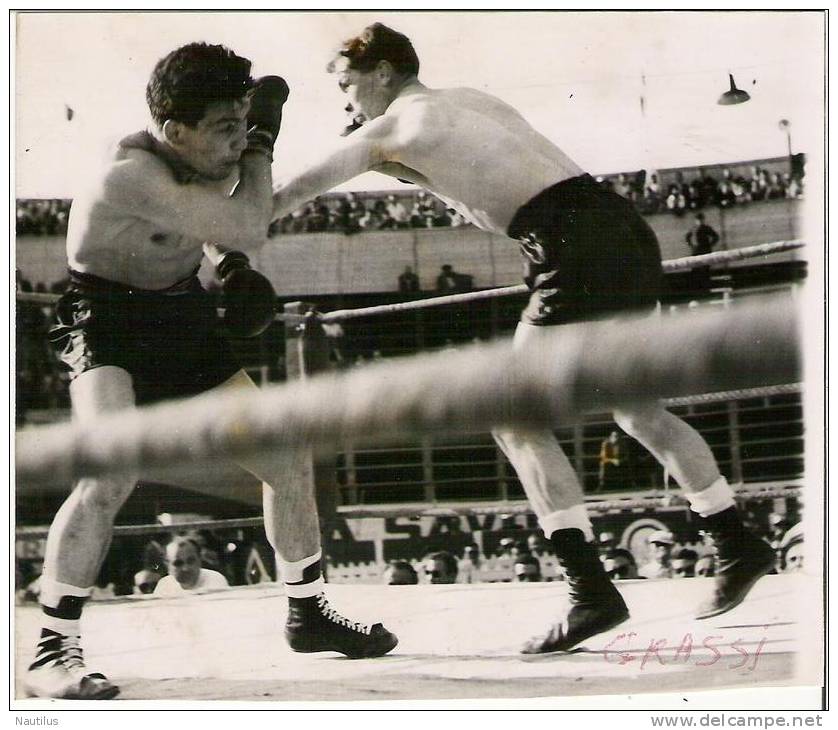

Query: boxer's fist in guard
217 251 277 338
245 76 290 159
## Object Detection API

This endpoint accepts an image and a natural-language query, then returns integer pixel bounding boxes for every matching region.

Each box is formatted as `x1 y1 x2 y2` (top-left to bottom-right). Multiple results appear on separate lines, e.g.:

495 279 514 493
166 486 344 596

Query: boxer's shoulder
100 145 183 210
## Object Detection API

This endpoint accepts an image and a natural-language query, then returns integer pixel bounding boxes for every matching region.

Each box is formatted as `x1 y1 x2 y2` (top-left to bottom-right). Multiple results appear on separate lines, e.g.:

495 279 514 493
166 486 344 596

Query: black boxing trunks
50 270 241 405
507 174 663 326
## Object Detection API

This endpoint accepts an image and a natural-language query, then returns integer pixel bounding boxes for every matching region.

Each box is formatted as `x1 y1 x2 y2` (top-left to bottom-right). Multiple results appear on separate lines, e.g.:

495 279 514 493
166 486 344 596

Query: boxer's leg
214 370 397 658
614 403 775 618
26 366 133 700
492 323 628 654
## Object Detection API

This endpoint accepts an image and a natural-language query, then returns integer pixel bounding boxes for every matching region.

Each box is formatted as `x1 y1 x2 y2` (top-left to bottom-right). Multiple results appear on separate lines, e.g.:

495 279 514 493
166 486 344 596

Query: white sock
539 505 595 542
277 551 324 599
684 476 736 518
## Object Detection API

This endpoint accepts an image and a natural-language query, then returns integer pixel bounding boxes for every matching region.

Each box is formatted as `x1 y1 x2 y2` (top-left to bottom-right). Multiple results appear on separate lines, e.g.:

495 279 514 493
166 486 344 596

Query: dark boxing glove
245 76 290 160
340 103 366 137
217 251 277 338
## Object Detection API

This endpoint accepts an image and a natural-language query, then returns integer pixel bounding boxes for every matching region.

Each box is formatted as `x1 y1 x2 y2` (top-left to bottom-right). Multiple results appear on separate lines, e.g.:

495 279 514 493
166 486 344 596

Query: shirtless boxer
24 42 396 700
272 23 775 653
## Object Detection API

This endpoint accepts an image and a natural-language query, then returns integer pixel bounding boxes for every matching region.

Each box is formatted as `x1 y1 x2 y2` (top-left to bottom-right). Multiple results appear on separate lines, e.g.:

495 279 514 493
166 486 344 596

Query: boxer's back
381 86 585 234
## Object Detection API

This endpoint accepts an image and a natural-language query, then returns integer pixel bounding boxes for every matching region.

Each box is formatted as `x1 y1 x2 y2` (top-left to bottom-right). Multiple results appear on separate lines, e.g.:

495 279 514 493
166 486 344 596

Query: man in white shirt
154 536 230 596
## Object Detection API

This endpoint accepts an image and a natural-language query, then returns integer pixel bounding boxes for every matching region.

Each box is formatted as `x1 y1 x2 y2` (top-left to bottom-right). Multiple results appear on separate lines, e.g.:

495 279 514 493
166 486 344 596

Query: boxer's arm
272 115 397 220
104 152 273 250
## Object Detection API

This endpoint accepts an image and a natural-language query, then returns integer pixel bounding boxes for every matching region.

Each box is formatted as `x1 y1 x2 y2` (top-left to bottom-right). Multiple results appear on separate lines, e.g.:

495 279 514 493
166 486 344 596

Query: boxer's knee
492 426 560 461
613 403 670 442
71 475 137 520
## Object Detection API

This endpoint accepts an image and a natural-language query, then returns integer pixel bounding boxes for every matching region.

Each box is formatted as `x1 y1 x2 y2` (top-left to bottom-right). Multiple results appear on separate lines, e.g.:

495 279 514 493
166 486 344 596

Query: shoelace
58 635 86 671
316 594 372 635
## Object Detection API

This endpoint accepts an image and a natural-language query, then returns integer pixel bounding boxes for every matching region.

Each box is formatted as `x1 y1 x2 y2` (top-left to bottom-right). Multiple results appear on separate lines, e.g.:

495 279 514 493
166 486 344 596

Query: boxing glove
217 251 277 338
245 75 290 159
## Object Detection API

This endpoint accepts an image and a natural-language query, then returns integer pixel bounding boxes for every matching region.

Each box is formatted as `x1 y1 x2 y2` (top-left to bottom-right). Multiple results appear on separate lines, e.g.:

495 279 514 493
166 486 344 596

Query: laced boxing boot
521 529 629 654
695 506 776 620
24 629 119 700
285 593 398 659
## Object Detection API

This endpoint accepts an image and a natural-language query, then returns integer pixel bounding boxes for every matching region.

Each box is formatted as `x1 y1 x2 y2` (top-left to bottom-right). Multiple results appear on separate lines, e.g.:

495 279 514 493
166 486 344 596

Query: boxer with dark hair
26 41 395 701
273 22 774 655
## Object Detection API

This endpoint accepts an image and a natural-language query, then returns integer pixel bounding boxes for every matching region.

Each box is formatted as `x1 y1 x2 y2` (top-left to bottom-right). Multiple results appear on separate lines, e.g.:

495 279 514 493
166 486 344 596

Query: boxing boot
695 507 775 620
24 629 119 700
521 528 629 654
285 593 398 659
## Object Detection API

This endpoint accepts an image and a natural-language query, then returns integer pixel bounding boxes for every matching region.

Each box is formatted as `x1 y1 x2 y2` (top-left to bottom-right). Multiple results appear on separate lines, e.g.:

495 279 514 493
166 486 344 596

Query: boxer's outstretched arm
272 115 396 220
104 151 273 250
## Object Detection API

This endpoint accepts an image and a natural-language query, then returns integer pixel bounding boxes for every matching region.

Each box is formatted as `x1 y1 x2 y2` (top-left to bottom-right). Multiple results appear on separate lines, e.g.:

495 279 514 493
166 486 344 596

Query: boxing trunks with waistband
50 269 241 405
506 173 663 326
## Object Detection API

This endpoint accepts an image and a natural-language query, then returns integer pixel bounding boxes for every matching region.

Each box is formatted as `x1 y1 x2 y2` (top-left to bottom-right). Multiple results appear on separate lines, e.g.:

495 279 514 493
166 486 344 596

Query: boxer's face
169 97 251 180
335 58 391 122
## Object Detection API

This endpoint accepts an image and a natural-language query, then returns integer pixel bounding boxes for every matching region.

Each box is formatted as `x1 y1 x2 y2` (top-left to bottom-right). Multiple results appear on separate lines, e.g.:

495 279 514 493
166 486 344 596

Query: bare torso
373 87 584 235
67 142 236 290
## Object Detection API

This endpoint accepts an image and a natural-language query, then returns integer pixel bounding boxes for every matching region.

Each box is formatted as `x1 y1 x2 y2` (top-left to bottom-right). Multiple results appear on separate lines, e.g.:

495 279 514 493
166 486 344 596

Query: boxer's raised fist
245 76 290 158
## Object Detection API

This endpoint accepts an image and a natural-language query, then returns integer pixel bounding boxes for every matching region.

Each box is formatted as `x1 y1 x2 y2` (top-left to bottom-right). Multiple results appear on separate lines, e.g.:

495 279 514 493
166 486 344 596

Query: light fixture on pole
717 73 751 106
778 119 793 175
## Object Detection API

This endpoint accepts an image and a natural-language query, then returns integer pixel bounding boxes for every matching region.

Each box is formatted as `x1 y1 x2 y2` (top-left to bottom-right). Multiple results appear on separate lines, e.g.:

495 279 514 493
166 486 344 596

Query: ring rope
16 239 804 323
319 239 805 323
14 480 802 540
14 298 800 487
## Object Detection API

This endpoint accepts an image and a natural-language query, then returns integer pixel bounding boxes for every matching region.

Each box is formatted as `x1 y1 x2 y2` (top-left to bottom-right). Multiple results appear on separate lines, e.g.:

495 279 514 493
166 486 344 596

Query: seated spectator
513 553 542 582
410 191 436 228
714 180 736 208
686 183 703 210
665 185 687 216
671 548 699 578
383 560 419 585
527 533 549 557
397 265 420 293
433 208 452 227
604 551 638 580
423 551 458 584
336 192 365 234
779 522 804 573
730 177 750 204
643 173 662 213
359 205 385 230
133 569 161 595
154 536 230 596
597 531 618 561
695 555 716 577
638 530 674 579
496 537 516 558
383 194 410 228
305 198 330 232
459 545 481 584
766 172 786 200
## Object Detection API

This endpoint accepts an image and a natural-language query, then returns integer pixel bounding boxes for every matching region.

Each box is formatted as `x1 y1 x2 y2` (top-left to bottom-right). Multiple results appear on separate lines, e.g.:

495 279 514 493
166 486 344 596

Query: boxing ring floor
13 572 819 704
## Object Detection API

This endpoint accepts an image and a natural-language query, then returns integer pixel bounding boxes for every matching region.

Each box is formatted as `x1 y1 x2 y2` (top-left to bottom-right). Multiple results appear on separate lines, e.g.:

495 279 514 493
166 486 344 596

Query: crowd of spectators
268 190 469 237
376 512 804 586
600 164 804 218
267 164 804 235
16 509 804 603
14 160 805 240
16 199 71 236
